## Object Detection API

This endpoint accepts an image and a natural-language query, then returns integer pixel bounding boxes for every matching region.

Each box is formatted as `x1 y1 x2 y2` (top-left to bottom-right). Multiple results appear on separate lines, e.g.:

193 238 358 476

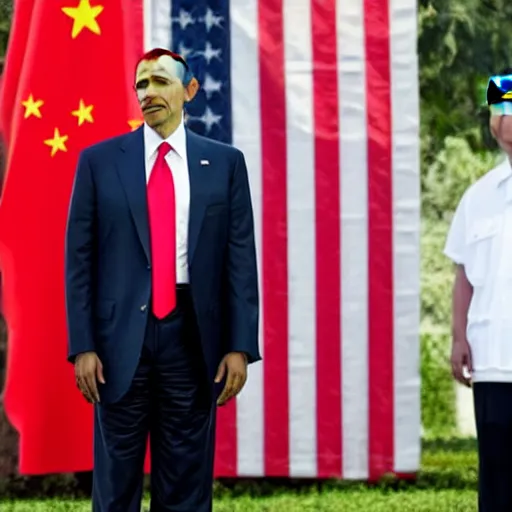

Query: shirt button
147 264 151 270
140 304 147 312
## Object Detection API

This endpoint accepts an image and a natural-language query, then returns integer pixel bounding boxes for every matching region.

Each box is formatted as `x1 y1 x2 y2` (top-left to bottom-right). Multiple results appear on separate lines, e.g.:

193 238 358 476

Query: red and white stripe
145 0 421 480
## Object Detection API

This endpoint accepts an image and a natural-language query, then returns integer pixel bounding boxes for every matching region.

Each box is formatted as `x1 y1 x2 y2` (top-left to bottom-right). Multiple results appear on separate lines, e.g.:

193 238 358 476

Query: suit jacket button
140 304 147 312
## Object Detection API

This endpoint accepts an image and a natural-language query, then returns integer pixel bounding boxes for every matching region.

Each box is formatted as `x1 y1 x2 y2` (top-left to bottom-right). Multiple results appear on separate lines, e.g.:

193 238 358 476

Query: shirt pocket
465 215 501 286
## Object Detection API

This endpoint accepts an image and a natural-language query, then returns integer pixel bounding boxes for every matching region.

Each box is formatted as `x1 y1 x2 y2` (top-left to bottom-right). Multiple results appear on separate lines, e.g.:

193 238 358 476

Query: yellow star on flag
72 99 94 126
22 94 44 119
62 0 104 39
128 119 144 131
44 128 69 157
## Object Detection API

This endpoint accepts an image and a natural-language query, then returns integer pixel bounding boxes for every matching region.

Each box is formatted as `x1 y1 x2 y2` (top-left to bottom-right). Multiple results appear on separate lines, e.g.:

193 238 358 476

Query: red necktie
147 142 176 318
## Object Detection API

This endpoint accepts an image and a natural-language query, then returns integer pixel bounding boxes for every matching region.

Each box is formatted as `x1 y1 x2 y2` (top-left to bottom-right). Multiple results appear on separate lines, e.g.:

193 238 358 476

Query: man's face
490 114 512 155
135 55 187 129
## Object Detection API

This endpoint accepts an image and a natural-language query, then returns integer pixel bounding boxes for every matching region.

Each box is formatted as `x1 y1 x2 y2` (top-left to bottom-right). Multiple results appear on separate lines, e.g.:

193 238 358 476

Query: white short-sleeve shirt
444 158 512 382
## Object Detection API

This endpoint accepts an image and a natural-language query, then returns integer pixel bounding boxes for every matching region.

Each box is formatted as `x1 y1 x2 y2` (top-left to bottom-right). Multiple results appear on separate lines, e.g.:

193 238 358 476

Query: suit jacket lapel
186 129 210 265
114 126 211 267
116 127 151 262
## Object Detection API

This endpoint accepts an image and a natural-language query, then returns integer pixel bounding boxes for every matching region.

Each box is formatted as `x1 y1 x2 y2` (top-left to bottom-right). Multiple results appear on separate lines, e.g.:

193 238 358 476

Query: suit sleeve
226 149 261 364
65 150 96 363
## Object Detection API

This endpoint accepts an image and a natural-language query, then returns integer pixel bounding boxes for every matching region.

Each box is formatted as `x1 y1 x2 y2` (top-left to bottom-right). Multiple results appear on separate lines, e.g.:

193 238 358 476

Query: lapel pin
200 159 210 166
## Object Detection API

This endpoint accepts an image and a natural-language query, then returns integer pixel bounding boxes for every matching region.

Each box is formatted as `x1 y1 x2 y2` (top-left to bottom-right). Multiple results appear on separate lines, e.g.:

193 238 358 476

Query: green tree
0 0 12 57
419 0 512 164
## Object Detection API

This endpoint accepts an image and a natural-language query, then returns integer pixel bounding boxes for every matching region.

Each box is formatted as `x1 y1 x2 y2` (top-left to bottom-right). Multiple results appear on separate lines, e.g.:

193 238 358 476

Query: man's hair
137 48 189 71
498 67 512 76
135 48 194 85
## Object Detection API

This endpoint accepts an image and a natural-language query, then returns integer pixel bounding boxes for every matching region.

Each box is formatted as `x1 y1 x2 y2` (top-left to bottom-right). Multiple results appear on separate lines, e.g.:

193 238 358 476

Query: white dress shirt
444 157 512 382
144 120 190 284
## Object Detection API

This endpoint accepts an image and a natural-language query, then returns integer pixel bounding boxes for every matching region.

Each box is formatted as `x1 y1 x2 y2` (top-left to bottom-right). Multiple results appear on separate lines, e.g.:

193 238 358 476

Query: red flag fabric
0 0 143 474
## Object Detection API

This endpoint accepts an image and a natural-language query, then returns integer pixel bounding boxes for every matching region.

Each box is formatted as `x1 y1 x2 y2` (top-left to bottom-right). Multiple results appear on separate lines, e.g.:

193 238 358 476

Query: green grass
0 437 480 511
0 489 478 511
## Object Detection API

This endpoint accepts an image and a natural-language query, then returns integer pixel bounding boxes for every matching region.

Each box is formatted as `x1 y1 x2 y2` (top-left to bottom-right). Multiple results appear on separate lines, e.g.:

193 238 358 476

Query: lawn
0 438 480 511
0 489 478 511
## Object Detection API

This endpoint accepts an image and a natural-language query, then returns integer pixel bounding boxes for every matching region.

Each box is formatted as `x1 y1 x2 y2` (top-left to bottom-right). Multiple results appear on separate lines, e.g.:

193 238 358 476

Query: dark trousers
474 382 512 512
92 288 216 511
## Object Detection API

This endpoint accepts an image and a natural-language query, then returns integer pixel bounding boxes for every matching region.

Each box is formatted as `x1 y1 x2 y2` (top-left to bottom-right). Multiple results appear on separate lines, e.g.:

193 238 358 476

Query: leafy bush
0 0 12 56
420 136 500 436
422 135 501 220
421 219 455 435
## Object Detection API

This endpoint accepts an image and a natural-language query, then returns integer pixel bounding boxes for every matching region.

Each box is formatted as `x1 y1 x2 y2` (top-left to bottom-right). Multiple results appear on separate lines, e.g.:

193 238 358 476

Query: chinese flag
0 0 144 473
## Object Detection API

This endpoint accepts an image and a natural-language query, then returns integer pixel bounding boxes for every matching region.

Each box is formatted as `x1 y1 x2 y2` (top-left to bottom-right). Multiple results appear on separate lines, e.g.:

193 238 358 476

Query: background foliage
418 0 509 434
0 0 11 57
419 0 512 163
419 143 495 435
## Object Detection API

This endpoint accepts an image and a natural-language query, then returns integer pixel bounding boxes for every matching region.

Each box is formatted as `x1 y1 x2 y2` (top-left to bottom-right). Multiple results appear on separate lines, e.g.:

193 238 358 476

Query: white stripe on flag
144 0 172 51
231 0 265 477
142 0 152 51
337 0 370 480
390 0 421 474
284 0 317 478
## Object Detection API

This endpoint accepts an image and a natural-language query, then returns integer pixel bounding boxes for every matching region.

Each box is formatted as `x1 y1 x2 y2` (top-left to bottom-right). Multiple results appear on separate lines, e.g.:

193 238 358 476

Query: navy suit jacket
65 126 261 404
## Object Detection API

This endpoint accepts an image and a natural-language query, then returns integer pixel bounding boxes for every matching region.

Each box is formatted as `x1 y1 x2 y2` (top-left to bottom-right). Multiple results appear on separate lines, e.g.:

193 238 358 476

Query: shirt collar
143 117 187 161
495 157 512 202
496 157 512 184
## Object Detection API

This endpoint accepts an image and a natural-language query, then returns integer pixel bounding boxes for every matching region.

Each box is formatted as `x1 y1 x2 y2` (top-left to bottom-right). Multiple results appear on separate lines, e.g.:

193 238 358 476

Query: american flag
144 0 421 480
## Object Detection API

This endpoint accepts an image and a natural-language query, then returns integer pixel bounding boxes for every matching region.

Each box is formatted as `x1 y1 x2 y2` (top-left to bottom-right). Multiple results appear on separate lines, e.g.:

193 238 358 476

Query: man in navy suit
65 48 260 511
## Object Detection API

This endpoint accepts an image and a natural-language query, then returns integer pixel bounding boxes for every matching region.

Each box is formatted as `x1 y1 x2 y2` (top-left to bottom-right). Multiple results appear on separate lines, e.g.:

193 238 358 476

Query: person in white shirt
445 68 512 512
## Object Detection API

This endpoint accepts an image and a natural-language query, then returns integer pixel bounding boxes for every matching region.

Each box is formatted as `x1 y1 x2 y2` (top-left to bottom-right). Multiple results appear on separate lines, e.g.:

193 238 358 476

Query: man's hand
451 339 473 388
75 351 105 403
215 352 248 406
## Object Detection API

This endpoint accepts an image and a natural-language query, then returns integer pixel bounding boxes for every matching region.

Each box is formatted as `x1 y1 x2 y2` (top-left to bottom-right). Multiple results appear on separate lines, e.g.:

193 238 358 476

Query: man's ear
184 77 200 102
490 114 501 140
